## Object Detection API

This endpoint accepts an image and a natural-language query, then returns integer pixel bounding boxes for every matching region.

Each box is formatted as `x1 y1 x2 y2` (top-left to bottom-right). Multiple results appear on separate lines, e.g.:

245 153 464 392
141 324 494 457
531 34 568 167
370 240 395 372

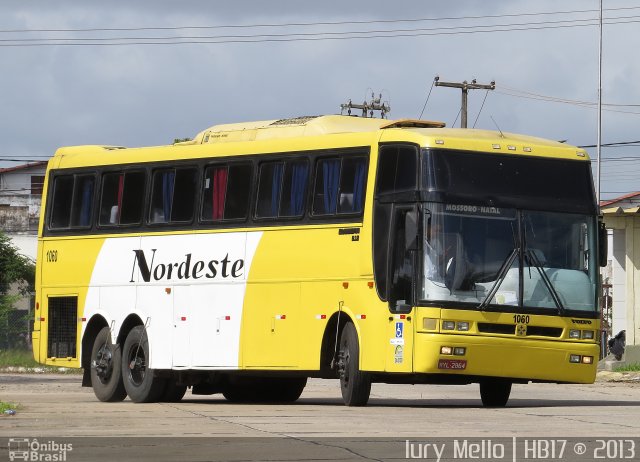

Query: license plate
438 359 467 370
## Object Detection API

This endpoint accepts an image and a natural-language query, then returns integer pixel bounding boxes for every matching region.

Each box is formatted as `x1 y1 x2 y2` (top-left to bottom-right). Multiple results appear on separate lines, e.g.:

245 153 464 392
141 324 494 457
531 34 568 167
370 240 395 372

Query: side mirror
598 221 608 268
405 209 420 251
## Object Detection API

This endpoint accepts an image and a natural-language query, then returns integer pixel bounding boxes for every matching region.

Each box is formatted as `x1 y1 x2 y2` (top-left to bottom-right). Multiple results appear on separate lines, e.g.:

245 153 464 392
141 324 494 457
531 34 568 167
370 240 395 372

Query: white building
0 162 47 315
601 192 640 346
0 161 47 239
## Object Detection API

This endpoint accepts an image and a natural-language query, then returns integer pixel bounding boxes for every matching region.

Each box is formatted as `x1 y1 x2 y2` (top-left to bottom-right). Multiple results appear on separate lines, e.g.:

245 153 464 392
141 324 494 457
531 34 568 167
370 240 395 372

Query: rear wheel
90 327 127 402
121 326 166 403
337 322 371 406
480 380 512 407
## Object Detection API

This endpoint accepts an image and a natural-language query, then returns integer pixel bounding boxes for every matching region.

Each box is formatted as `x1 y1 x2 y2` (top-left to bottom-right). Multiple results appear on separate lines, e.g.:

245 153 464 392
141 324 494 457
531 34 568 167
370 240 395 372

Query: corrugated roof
0 161 48 174
600 191 640 208
602 206 640 215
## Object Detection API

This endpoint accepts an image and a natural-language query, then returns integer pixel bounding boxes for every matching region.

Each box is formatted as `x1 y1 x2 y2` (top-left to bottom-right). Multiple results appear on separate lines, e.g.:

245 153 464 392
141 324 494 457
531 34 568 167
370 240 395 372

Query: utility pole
434 76 495 128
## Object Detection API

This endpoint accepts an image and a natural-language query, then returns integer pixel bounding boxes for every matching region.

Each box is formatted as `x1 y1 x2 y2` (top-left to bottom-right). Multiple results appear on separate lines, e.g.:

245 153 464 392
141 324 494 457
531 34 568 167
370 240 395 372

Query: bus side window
70 175 95 227
202 163 253 222
255 162 284 219
150 167 197 223
375 145 418 194
312 158 340 215
312 156 368 216
49 174 95 230
280 160 309 218
99 171 145 226
49 176 75 229
338 157 367 214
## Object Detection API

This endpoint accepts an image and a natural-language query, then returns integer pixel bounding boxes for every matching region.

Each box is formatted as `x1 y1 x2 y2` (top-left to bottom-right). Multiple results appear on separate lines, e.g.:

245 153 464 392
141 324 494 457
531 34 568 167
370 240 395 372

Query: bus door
385 205 417 372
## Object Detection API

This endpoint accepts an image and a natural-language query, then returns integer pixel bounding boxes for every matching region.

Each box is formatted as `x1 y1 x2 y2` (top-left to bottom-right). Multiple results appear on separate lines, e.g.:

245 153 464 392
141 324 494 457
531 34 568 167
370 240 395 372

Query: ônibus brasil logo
130 249 244 283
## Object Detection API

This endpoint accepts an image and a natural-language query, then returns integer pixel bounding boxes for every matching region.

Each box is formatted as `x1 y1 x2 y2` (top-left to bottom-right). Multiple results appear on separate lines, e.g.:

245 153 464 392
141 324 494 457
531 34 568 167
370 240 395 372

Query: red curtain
212 168 228 220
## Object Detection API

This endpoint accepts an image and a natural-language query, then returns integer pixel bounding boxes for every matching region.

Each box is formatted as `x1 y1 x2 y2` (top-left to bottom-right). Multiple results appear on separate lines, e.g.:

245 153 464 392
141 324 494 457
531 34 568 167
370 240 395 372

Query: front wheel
121 326 166 403
479 380 512 407
337 322 371 406
90 327 127 402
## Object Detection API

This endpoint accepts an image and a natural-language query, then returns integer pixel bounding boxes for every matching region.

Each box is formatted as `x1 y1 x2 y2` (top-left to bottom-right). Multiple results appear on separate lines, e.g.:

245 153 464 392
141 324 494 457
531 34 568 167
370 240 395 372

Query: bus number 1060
46 250 58 262
513 314 530 324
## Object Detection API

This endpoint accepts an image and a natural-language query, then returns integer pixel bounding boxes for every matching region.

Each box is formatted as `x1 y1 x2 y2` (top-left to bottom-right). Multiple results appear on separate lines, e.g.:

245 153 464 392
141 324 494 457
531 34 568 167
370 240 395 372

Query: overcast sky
1 0 639 200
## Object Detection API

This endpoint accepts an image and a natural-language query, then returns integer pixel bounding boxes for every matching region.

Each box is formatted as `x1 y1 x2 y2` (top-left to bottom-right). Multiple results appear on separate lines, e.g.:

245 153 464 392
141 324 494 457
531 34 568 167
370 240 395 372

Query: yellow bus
32 115 605 406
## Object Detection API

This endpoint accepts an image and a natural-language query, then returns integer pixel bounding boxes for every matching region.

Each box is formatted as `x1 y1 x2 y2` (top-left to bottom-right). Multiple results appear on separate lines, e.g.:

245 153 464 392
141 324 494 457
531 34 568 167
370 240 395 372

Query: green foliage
173 137 192 144
613 363 640 372
0 230 35 296
0 230 35 349
0 401 19 413
0 349 38 367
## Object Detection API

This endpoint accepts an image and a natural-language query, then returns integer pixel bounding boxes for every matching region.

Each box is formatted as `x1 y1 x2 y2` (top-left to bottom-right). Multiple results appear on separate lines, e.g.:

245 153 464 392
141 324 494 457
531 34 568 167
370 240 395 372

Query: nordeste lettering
130 249 244 282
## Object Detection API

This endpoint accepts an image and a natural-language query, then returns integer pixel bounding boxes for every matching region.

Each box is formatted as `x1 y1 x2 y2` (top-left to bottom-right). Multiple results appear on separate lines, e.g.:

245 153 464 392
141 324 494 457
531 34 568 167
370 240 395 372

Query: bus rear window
49 174 95 230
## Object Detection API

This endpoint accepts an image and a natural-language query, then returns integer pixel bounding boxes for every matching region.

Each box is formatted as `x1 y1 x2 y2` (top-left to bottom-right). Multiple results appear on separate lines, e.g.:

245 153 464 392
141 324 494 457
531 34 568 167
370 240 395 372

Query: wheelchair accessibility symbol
395 322 403 338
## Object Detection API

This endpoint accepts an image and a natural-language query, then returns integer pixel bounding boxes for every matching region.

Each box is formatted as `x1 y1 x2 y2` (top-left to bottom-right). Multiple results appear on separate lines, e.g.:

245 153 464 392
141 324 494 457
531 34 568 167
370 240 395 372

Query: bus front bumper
413 332 599 383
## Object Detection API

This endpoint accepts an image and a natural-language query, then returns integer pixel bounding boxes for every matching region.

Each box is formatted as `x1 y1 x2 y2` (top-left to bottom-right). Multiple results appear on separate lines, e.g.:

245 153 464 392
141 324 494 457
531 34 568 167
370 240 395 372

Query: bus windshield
420 203 598 313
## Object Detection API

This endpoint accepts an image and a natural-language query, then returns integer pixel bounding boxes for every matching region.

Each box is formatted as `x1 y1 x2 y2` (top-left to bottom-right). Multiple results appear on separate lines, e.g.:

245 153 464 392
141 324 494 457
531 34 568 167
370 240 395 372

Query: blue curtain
322 159 340 214
290 162 308 216
270 164 283 217
352 160 366 212
162 171 175 221
79 178 93 226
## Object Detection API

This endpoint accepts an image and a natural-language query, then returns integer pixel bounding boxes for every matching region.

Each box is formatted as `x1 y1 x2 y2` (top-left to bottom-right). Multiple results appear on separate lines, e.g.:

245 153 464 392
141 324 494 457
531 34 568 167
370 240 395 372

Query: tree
0 231 35 348
0 231 34 297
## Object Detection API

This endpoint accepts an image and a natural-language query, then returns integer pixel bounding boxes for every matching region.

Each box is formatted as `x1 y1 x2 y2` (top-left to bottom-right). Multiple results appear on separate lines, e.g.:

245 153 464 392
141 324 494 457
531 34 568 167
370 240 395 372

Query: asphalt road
1 373 639 461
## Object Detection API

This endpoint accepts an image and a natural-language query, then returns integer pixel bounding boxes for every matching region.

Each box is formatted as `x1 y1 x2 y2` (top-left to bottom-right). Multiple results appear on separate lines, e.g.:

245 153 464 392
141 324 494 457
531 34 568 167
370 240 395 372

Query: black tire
480 381 512 407
160 381 188 402
223 377 307 403
90 327 127 402
121 326 166 403
338 322 371 406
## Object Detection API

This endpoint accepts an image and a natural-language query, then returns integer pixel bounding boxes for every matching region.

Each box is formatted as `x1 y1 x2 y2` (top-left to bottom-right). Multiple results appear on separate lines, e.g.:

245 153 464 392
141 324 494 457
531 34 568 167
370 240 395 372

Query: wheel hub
93 344 113 381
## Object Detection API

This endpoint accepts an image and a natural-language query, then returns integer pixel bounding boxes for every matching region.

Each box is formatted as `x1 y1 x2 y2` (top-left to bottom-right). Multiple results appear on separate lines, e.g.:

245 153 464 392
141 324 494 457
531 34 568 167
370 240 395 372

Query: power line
2 6 640 34
579 141 640 148
1 16 639 47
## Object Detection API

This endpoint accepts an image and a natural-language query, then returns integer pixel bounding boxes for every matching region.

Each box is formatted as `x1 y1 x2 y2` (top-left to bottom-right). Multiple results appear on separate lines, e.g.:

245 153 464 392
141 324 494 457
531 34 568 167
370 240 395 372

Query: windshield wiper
526 249 565 315
477 248 519 311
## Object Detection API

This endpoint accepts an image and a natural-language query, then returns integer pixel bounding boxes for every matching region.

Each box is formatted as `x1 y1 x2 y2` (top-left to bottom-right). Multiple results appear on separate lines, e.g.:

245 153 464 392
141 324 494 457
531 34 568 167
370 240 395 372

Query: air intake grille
47 296 77 358
526 326 563 338
477 323 515 335
477 322 563 338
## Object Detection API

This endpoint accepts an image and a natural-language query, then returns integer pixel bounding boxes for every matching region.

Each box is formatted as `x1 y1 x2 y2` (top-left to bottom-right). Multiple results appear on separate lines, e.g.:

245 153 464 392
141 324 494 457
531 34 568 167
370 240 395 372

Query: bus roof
51 115 590 167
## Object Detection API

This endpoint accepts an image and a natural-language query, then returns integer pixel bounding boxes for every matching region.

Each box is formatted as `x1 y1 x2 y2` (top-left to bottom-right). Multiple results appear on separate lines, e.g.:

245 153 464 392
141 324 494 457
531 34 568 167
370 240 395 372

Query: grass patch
614 363 640 372
0 401 19 413
0 349 81 373
0 349 39 368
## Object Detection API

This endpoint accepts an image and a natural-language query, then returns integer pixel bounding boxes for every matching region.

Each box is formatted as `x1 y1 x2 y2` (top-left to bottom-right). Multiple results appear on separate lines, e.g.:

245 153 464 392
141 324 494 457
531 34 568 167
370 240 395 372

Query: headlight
582 330 594 340
569 330 581 339
442 321 455 330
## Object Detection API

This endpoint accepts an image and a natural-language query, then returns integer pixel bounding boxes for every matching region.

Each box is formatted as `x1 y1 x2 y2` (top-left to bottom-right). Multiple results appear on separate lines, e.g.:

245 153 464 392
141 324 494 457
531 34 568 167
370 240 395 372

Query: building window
31 175 45 196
